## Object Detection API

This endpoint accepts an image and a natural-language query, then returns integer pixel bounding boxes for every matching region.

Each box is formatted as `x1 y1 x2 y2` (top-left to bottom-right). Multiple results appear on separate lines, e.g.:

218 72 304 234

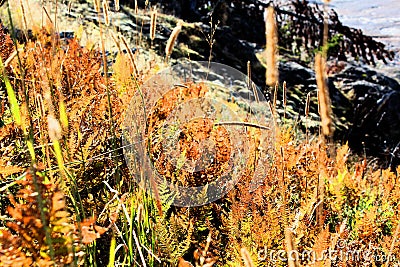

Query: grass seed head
93 0 100 12
48 115 62 141
114 0 120 11
265 5 279 87
315 53 334 137
150 7 157 41
102 0 110 26
165 21 182 60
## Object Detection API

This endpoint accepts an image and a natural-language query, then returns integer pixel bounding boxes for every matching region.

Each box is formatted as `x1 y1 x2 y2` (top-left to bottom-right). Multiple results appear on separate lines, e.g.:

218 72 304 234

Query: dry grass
265 5 279 87
0 2 400 267
150 7 157 41
165 21 182 60
241 247 255 267
315 53 334 137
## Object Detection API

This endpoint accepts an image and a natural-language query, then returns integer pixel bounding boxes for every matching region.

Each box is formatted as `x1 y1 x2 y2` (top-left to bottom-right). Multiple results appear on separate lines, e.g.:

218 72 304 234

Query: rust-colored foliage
0 26 132 191
0 23 14 63
146 101 399 265
147 82 232 188
0 169 107 266
206 126 400 266
0 24 16 146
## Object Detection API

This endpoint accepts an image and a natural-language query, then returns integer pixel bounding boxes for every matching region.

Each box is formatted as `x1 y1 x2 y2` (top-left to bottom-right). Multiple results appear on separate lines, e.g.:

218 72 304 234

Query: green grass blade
107 234 116 267
0 56 22 126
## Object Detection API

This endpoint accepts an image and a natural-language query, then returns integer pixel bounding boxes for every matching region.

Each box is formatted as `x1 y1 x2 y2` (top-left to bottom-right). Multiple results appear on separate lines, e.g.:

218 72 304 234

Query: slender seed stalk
265 5 279 87
165 21 182 61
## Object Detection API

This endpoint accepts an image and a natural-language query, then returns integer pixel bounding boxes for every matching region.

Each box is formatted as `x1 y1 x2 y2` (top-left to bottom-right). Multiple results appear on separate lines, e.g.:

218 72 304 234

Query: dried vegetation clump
147 82 232 188
0 21 144 263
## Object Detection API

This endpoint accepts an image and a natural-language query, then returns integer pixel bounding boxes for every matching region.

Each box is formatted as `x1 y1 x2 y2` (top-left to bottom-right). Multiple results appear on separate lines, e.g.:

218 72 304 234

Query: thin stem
214 121 270 131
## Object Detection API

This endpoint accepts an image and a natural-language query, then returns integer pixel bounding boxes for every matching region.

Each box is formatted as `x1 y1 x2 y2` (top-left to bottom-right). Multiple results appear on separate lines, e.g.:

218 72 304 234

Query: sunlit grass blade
52 139 64 172
107 234 116 267
0 57 22 127
59 99 68 129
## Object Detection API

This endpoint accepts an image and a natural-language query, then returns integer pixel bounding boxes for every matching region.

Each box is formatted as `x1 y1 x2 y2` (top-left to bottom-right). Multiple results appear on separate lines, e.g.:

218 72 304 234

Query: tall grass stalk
240 247 255 267
114 0 120 12
47 115 65 174
93 0 100 12
265 5 279 87
305 92 311 142
150 7 157 42
120 34 139 77
95 0 121 187
102 0 110 26
282 81 287 119
315 53 333 137
117 190 148 266
285 228 299 267
165 21 182 61
247 61 251 88
18 0 28 39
